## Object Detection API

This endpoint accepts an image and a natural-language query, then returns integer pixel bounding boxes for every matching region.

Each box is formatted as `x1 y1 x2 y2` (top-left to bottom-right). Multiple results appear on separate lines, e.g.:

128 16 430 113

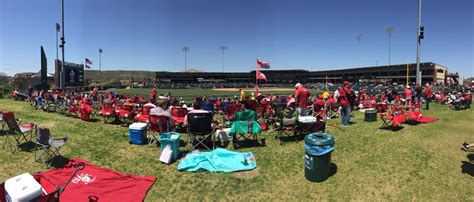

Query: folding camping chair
380 106 405 130
186 111 214 151
134 103 156 123
100 101 116 123
229 110 262 148
1 112 36 153
148 115 171 147
35 127 68 168
116 103 136 124
326 103 340 119
171 107 187 131
269 103 286 130
275 108 299 145
222 104 242 127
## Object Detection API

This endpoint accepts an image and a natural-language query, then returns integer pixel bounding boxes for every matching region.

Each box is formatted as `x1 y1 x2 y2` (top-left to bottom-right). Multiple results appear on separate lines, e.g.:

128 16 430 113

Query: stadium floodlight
60 0 66 89
220 46 228 72
56 23 60 61
182 47 189 72
416 0 423 85
355 33 363 68
385 26 395 66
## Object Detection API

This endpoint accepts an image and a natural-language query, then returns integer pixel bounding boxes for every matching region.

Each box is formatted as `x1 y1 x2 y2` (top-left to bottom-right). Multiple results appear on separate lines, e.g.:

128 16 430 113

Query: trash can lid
304 132 334 146
365 109 377 113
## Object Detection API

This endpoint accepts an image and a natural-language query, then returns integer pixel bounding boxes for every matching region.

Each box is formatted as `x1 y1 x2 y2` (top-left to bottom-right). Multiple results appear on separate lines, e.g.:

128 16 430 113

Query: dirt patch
213 88 294 92
233 167 260 179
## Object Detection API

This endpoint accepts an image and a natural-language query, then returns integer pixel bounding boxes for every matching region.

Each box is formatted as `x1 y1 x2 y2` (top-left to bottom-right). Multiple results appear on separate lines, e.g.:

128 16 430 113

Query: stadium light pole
56 23 60 61
416 0 423 85
59 0 66 89
385 26 394 66
99 48 102 87
220 46 228 72
355 33 363 68
182 47 189 72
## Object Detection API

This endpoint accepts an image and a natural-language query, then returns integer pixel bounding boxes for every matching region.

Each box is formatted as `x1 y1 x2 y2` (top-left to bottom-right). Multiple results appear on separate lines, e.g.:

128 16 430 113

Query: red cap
343 81 351 86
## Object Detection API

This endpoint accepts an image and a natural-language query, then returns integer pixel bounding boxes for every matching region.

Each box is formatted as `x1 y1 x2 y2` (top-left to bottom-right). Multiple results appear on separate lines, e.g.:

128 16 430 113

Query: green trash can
159 132 181 161
364 109 377 122
304 132 335 182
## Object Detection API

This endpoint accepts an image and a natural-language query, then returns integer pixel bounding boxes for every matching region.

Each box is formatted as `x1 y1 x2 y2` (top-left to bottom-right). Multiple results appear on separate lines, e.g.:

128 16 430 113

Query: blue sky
0 0 472 77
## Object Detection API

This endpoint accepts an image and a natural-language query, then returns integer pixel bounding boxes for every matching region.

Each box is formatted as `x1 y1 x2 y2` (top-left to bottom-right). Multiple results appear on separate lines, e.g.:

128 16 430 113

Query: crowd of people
9 81 471 127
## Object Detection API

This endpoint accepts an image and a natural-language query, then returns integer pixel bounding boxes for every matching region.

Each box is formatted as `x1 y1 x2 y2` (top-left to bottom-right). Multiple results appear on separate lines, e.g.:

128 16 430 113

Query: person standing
424 83 432 110
337 81 353 126
239 89 245 102
405 86 412 105
294 83 311 116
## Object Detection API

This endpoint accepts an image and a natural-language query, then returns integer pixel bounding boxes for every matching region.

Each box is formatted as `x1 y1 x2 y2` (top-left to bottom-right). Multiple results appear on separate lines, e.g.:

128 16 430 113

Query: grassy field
1 98 473 200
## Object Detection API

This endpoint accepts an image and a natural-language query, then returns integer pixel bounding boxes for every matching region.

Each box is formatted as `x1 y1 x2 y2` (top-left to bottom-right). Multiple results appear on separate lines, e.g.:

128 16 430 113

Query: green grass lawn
1 98 473 200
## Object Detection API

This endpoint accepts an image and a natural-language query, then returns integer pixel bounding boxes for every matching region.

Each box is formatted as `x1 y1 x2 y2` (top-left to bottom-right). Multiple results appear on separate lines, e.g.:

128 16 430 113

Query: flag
257 59 270 69
85 58 93 65
325 76 333 86
56 23 60 32
256 70 268 81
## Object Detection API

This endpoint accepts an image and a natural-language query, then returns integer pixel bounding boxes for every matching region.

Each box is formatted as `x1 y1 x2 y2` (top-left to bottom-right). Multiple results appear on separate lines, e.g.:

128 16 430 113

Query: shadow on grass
232 138 266 149
18 141 36 152
329 162 338 177
461 162 474 177
48 155 71 168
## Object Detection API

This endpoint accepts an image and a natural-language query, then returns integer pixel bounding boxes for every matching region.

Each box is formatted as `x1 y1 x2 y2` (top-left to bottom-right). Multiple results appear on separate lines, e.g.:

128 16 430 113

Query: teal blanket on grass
177 148 257 172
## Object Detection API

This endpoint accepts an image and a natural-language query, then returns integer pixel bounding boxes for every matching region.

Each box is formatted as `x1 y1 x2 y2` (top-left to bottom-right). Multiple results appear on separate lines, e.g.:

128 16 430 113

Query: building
155 62 448 86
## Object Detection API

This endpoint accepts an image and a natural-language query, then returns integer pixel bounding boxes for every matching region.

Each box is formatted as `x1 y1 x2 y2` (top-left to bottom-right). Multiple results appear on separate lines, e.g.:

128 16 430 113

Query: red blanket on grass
34 158 156 202
417 116 439 123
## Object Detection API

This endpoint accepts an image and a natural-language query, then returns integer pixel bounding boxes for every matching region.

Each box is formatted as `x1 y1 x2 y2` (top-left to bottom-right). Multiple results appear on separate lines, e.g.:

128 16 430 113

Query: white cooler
5 173 43 202
298 116 317 124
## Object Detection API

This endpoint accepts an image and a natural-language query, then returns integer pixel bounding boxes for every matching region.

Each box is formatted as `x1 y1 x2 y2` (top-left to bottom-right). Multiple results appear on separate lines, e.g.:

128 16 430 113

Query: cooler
5 173 43 202
129 122 148 144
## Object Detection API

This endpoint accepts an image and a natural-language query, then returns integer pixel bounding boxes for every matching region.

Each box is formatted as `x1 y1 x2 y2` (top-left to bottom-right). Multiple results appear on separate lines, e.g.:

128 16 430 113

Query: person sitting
150 99 174 128
184 99 215 125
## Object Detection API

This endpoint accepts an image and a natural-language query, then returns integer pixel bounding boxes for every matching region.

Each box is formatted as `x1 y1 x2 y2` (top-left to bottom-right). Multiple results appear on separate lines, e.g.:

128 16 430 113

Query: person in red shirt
313 95 325 116
149 87 157 103
424 83 432 110
294 83 311 116
337 81 353 126
405 86 412 105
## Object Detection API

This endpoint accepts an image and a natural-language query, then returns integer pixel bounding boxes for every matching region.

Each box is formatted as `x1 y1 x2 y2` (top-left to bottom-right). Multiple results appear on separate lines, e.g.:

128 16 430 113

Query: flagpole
256 59 258 97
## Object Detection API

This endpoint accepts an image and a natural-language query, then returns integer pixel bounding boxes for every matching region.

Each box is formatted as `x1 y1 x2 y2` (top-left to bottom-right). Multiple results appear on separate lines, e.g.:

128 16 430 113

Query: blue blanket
177 148 257 172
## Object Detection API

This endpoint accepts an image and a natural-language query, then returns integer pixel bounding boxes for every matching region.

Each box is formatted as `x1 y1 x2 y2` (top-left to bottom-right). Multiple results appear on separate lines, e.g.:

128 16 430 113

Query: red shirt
424 86 432 97
327 98 336 105
337 86 352 107
405 89 412 99
295 87 311 108
314 99 325 106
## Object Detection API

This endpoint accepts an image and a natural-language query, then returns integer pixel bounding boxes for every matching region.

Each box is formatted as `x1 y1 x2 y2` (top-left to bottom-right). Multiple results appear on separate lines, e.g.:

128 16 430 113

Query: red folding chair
100 101 116 123
223 104 243 127
380 106 405 130
148 115 171 147
134 103 156 123
116 103 136 124
171 107 187 130
1 112 36 153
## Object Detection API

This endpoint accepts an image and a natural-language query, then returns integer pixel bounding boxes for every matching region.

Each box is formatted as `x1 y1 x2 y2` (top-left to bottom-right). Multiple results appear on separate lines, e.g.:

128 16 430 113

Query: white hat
158 96 168 100
295 83 302 88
